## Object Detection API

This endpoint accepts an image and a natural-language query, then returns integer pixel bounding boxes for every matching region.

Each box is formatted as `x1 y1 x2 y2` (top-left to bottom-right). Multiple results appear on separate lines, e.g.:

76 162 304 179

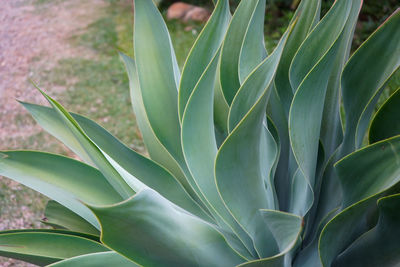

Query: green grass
38 1 142 153
34 0 65 5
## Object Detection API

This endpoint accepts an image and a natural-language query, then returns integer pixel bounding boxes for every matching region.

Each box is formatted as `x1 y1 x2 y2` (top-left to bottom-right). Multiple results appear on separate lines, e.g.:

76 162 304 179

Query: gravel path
0 0 104 144
0 0 106 265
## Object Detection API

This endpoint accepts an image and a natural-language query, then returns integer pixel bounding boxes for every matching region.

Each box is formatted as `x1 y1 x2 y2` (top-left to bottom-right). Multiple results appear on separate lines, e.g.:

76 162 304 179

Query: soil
0 0 106 265
0 0 105 144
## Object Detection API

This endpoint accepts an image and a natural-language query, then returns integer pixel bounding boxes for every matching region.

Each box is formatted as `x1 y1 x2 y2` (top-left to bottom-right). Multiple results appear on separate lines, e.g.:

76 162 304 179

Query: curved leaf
0 151 122 228
262 120 280 210
288 0 360 193
119 52 199 199
220 0 265 104
0 229 99 243
293 208 338 267
29 88 134 199
181 51 256 258
341 9 400 154
275 0 320 114
269 0 321 209
178 0 230 120
267 86 296 211
0 231 107 266
133 0 183 163
22 101 210 223
21 101 142 195
43 200 99 236
333 194 400 267
289 0 351 92
368 87 400 144
238 0 267 83
320 136 400 266
214 62 230 140
47 252 138 267
318 183 400 267
336 135 400 208
228 37 285 132
72 105 212 222
89 189 245 267
289 168 313 217
216 31 288 257
237 210 302 267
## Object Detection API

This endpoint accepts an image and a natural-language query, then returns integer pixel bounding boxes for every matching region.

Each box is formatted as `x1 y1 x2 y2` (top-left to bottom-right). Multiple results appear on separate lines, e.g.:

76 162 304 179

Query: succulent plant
0 0 399 266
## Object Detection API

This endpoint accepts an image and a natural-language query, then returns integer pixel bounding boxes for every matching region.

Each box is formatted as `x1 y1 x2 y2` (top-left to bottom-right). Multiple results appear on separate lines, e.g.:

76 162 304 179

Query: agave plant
1 0 400 266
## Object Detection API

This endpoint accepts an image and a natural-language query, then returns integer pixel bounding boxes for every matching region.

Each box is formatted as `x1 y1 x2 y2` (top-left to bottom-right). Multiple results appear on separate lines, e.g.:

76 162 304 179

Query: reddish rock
183 6 210 22
167 2 210 23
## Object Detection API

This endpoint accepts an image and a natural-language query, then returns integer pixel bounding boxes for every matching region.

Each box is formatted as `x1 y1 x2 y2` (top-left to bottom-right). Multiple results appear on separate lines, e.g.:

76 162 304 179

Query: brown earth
0 0 105 145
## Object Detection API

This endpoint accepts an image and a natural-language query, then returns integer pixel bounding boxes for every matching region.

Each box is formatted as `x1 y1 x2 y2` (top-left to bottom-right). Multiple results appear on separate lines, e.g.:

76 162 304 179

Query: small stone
166 2 193 20
182 6 210 23
167 2 210 23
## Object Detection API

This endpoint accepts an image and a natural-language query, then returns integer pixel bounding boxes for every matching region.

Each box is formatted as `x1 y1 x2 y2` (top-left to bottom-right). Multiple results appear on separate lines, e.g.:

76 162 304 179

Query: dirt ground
0 0 106 265
0 0 105 145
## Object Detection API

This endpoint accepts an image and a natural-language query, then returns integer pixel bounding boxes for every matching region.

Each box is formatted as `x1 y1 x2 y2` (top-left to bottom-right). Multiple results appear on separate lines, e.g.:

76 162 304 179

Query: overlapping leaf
89 189 245 266
336 136 400 208
307 9 400 250
27 89 134 199
319 136 400 266
1 0 399 266
0 151 122 228
181 51 256 259
220 0 266 104
237 210 302 267
274 0 320 114
288 0 354 188
369 87 400 143
22 101 210 222
48 252 138 267
0 230 107 266
133 0 182 162
332 194 400 266
216 30 289 258
178 0 230 120
119 53 197 198
341 9 400 154
42 200 99 236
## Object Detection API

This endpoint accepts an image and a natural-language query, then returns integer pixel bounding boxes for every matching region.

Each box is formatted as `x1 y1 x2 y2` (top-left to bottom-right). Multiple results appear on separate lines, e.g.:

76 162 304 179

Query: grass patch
41 0 144 152
34 0 65 5
48 57 145 152
39 0 204 154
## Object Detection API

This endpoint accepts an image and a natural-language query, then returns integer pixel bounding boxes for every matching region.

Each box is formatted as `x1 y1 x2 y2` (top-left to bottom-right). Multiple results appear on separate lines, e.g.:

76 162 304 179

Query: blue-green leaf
178 0 230 120
220 0 266 104
237 210 302 266
47 252 138 267
216 31 288 258
333 194 400 267
31 88 134 199
0 151 122 228
368 87 400 144
0 230 107 266
341 9 400 154
133 0 183 163
89 189 245 266
43 200 99 236
181 50 256 258
336 136 400 208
